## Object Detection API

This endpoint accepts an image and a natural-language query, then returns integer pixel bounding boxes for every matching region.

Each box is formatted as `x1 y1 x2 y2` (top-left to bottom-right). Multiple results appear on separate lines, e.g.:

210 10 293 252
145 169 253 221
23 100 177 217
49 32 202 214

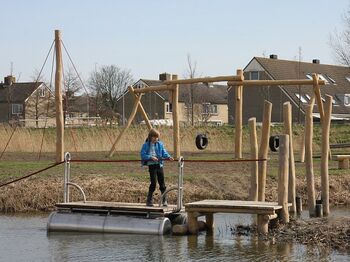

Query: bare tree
63 67 83 117
184 54 198 126
329 7 350 66
89 65 133 123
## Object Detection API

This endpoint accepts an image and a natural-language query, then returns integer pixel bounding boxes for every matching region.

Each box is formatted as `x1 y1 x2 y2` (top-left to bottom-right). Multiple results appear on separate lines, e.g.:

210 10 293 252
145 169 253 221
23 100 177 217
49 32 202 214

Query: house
117 73 228 126
0 75 55 127
228 55 350 124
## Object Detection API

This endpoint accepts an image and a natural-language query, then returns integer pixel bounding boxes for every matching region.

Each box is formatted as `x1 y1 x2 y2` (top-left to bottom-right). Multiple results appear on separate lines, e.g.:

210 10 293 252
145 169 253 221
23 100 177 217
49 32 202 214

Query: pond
0 210 349 261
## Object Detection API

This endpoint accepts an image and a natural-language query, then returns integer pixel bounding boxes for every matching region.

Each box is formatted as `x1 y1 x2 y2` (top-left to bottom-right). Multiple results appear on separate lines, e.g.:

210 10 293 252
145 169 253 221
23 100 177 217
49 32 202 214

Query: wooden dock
185 200 290 234
56 201 178 217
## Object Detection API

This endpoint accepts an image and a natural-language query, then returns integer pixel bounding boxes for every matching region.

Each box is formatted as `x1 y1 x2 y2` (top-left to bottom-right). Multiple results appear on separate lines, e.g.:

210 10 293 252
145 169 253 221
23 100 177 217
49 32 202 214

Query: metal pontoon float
47 153 186 235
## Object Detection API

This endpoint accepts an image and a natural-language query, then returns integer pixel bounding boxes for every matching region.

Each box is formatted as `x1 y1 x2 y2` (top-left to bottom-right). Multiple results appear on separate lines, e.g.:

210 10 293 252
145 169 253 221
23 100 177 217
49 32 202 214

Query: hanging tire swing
196 134 208 150
269 135 280 152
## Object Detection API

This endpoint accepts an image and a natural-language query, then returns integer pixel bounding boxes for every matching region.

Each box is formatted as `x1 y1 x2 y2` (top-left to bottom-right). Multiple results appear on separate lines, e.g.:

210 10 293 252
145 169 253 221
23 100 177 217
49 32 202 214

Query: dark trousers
148 164 166 194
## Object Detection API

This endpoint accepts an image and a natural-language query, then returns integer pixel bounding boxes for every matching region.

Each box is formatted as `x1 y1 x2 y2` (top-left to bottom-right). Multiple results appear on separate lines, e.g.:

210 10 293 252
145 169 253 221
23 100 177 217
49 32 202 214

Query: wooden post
172 74 180 159
312 74 324 124
305 104 316 217
248 117 258 201
108 88 142 157
55 30 64 163
235 69 244 159
258 101 272 201
187 212 199 234
129 86 152 130
283 102 296 214
205 214 214 231
299 134 305 163
257 214 269 234
321 95 332 216
278 135 289 223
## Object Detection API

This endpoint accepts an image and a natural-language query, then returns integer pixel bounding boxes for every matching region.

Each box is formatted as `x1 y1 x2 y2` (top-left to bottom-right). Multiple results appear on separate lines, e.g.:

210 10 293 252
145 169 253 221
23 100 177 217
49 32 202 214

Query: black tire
269 135 279 152
196 134 208 150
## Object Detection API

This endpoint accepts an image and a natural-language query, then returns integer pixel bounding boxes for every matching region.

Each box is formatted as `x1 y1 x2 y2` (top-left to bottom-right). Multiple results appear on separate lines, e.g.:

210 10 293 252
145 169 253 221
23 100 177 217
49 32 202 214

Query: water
0 211 349 262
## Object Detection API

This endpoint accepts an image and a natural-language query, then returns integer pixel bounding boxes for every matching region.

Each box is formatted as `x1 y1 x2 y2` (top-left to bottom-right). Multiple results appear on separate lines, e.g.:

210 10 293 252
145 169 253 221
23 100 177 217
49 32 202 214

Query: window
12 104 23 115
295 93 307 103
306 74 313 80
344 94 350 106
39 87 45 97
305 94 311 100
346 77 350 82
202 103 218 114
326 75 336 84
165 102 172 113
318 74 329 85
250 71 260 80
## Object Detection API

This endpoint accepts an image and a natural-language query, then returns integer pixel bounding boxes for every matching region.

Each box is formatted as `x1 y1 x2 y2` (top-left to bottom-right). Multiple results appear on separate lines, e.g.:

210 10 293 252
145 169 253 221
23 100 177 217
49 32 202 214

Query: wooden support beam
227 79 326 87
258 101 272 201
172 75 180 159
235 69 244 159
248 117 258 201
321 95 332 216
108 92 143 157
133 85 173 93
305 104 316 217
54 30 64 163
187 212 199 234
257 214 269 234
283 102 296 214
163 74 243 85
278 135 290 223
205 213 214 231
312 74 324 124
299 134 305 163
129 86 152 130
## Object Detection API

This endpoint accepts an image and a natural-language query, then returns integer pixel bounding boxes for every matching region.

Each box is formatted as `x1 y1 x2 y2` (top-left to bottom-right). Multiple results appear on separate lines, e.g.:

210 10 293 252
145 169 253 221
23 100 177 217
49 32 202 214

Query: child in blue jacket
141 128 173 206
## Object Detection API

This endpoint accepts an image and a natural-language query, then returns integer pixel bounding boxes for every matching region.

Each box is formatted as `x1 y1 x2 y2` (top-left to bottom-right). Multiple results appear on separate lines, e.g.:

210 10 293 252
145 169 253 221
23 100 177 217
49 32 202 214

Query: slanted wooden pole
278 134 290 223
108 88 142 157
172 74 180 159
321 95 332 216
305 104 316 217
258 101 272 201
283 102 296 214
55 30 64 163
312 74 324 124
129 86 152 130
248 117 258 201
235 69 244 159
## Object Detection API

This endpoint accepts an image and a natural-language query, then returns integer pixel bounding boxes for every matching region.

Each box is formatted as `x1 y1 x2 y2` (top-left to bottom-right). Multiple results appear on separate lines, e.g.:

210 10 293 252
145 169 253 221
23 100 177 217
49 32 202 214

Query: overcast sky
0 0 349 83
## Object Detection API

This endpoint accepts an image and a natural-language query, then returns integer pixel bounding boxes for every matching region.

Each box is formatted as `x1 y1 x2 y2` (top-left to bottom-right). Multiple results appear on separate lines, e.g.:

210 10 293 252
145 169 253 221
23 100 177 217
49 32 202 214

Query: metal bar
63 152 71 203
177 156 184 211
67 182 87 202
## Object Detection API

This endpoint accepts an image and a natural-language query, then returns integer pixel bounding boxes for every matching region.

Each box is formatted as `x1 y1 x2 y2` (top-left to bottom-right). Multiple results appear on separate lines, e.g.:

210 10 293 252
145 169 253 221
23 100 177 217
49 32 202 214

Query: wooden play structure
51 30 334 235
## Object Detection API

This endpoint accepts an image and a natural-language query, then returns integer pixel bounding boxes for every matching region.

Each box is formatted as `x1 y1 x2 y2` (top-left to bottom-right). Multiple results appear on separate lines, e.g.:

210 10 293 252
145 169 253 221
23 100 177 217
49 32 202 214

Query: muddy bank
0 173 349 212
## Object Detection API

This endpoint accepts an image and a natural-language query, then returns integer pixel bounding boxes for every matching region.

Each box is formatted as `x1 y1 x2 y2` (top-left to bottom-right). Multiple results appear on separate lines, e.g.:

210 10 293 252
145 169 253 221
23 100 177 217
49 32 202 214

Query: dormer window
39 87 45 97
295 93 307 103
250 71 260 80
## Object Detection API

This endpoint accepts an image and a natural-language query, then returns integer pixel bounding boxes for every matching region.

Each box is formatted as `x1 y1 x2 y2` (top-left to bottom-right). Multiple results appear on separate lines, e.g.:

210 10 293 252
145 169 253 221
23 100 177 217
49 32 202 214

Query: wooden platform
185 200 290 234
56 201 178 216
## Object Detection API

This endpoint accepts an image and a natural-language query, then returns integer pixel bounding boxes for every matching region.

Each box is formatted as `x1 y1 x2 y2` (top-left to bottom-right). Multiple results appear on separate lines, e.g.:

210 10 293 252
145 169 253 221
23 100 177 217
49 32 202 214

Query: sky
0 0 349 84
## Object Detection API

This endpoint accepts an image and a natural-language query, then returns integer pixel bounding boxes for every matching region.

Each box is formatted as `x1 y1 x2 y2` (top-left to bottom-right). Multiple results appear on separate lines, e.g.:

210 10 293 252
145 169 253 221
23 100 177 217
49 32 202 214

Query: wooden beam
321 95 332 216
283 102 296 214
163 74 243 85
172 75 180 159
235 69 244 159
312 73 324 124
108 93 143 157
248 117 258 201
133 85 173 93
305 104 316 217
129 86 152 130
54 30 64 163
258 101 272 201
227 79 326 87
278 135 290 224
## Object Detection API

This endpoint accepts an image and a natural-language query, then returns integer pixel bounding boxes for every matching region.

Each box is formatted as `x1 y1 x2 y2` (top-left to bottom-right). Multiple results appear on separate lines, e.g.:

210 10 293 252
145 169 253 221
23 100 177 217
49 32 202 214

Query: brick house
228 55 350 124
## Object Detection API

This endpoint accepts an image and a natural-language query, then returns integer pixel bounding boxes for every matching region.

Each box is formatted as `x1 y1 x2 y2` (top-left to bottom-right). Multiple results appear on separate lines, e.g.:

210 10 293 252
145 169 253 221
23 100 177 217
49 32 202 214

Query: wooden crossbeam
163 75 243 85
227 79 326 87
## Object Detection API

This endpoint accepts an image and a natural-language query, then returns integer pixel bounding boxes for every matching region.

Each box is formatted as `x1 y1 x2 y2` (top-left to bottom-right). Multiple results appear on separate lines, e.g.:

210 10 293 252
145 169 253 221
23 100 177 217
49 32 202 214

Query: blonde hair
148 128 160 140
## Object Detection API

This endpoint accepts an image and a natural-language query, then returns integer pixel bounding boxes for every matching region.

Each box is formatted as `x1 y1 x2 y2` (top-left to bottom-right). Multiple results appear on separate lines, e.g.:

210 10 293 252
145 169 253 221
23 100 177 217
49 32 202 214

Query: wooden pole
258 101 272 201
129 86 152 130
227 79 325 87
283 102 296 214
321 95 332 216
248 117 258 201
108 89 142 157
305 104 316 217
312 74 324 124
172 74 180 159
133 85 174 93
278 134 290 223
235 69 244 159
163 74 243 85
54 30 64 163
299 134 305 163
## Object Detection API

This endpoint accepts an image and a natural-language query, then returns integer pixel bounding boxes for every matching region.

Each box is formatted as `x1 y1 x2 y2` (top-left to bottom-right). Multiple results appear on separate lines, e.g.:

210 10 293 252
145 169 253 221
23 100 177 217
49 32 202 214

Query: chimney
159 73 171 81
269 54 278 59
312 59 320 64
4 75 16 85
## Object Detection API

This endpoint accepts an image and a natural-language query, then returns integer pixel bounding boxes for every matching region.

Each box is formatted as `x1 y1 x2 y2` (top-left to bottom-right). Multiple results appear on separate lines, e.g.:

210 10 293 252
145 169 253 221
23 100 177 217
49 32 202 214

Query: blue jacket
140 140 171 167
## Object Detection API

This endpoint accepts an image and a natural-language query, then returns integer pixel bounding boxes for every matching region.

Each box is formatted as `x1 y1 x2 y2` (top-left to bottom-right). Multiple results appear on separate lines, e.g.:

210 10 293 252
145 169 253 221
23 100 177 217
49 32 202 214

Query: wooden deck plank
56 201 176 213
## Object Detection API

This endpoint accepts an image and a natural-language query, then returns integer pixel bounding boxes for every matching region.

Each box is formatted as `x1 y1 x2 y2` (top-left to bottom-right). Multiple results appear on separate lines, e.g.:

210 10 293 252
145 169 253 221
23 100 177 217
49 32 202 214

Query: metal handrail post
177 156 184 211
64 152 71 203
